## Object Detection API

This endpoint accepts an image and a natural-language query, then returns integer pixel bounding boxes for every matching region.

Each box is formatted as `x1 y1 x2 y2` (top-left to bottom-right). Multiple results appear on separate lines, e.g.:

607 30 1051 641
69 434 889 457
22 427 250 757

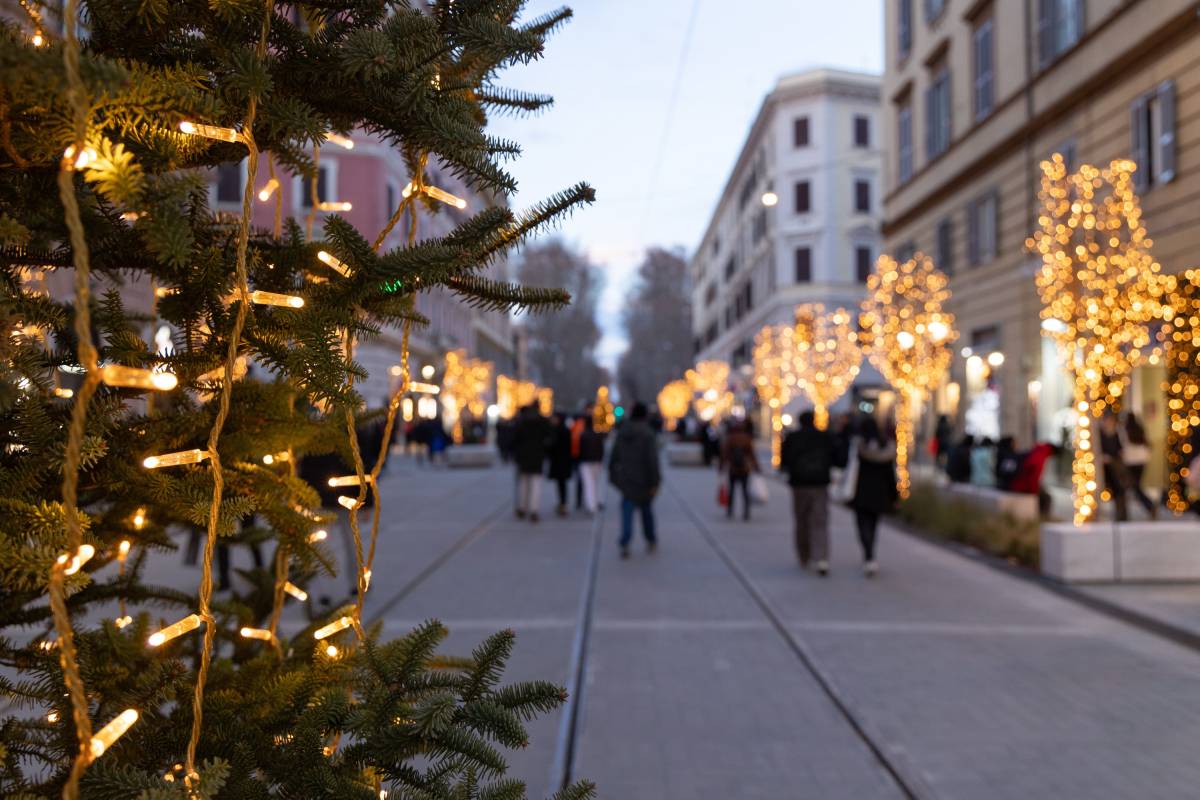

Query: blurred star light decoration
860 254 956 498
753 325 795 467
657 379 692 430
687 360 733 423
792 304 863 431
1027 156 1164 525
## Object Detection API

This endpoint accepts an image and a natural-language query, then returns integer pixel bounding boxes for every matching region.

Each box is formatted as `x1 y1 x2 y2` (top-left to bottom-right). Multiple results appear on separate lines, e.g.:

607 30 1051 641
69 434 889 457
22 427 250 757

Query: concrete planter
942 483 1039 521
446 443 496 468
1041 520 1200 583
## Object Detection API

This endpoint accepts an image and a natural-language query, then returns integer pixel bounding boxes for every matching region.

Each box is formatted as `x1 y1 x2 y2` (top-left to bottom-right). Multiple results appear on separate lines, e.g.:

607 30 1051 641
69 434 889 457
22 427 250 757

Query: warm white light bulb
89 709 138 759
313 616 354 640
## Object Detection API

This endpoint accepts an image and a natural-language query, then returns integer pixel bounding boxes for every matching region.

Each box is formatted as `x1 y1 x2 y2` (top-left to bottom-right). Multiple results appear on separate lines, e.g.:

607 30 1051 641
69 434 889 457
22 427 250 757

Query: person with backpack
779 410 842 575
720 420 759 521
608 402 661 559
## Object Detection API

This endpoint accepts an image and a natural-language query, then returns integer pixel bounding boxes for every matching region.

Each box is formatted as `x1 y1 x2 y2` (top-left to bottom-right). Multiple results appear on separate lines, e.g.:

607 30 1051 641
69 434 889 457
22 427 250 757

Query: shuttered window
795 248 812 283
936 218 954 274
1038 0 1084 69
897 102 914 182
1131 80 1177 191
973 18 994 121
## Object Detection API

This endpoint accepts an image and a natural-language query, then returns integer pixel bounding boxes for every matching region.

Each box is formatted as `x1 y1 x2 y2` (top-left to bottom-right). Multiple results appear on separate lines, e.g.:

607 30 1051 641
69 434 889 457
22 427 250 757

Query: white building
690 68 883 409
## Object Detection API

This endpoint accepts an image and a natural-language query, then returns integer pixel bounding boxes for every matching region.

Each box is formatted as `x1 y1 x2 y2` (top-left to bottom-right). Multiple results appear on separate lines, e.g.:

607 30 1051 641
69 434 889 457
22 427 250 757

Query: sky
490 0 884 369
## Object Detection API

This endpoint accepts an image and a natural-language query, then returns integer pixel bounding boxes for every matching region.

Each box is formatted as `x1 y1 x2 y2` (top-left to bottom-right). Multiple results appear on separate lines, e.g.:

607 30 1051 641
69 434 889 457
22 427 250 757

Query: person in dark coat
945 434 975 483
608 402 661 559
934 414 953 469
779 410 842 574
719 420 759 521
513 404 550 521
578 416 605 514
547 412 575 516
851 415 898 577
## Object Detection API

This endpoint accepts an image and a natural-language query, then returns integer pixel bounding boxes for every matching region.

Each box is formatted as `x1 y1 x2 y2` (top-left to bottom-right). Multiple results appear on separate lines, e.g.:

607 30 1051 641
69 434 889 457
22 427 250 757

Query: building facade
691 69 884 409
882 0 1200 483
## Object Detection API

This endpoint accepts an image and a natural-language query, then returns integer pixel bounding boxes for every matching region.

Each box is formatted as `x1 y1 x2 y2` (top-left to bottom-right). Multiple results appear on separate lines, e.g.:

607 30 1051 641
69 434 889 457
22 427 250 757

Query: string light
262 451 291 465
148 613 202 646
860 253 957 498
56 544 95 576
178 120 243 144
324 644 340 658
47 710 60 723
317 250 351 277
593 386 615 433
407 380 440 394
317 201 352 212
328 474 373 487
53 387 74 398
1158 270 1199 513
98 364 178 391
238 289 305 308
283 581 308 601
686 361 733 423
143 448 209 469
362 569 372 591
313 616 354 640
657 379 692 430
114 616 132 628
402 181 467 209
325 133 355 150
337 495 360 510
31 31 44 47
1027 156 1163 524
307 529 328 543
791 304 863 431
88 709 138 760
753 325 795 467
239 627 275 642
154 286 178 299
441 349 493 443
257 177 279 202
118 539 132 559
62 144 97 170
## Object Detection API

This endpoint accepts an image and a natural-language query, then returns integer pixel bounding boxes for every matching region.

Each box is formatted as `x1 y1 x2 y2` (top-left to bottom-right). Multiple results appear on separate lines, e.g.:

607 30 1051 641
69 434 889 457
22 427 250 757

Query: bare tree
617 247 693 403
517 240 607 410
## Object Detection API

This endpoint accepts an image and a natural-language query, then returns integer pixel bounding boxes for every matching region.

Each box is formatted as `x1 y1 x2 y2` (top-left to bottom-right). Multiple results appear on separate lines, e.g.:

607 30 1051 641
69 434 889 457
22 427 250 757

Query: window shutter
1158 80 1177 183
925 86 935 158
966 201 979 266
1131 96 1149 191
990 190 1001 260
1072 0 1086 45
1037 0 1053 68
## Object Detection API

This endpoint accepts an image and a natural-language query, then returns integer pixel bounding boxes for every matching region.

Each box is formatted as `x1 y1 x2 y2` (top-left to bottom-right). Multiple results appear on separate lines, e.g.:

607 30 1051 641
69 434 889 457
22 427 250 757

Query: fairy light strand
791 304 863 431
752 325 795 467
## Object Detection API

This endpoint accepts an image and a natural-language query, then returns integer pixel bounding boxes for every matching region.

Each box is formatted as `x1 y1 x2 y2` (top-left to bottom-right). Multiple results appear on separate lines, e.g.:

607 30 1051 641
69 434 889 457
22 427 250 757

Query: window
724 257 736 282
300 166 330 208
897 100 914 182
1131 81 1177 191
966 191 999 266
794 117 810 148
751 209 768 243
854 115 870 148
898 0 913 61
712 235 721 255
854 180 871 213
973 18 994 121
215 163 242 204
794 181 811 214
855 247 873 283
794 248 812 283
936 217 954 274
1038 0 1084 68
704 282 717 308
926 65 952 159
924 0 946 22
743 282 753 313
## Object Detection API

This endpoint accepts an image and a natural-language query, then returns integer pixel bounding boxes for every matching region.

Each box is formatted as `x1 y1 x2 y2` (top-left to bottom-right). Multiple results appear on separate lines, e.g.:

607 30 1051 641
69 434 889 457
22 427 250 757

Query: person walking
547 412 574 517
513 404 550 522
570 409 588 510
850 415 898 577
780 410 840 575
1122 413 1156 518
608 402 661 559
578 415 605 514
1099 413 1129 521
720 420 759 521
945 434 974 483
970 437 996 487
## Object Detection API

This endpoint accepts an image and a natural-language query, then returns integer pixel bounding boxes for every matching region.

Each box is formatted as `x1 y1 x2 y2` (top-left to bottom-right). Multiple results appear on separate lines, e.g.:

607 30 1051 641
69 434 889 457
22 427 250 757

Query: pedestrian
934 414 953 469
995 435 1020 490
1122 413 1157 518
608 402 661 559
578 415 605 514
1099 413 1129 521
700 421 719 466
571 409 588 509
780 410 841 575
970 436 996 487
945 434 974 483
850 415 898 577
720 420 759 520
547 412 574 517
513 403 550 522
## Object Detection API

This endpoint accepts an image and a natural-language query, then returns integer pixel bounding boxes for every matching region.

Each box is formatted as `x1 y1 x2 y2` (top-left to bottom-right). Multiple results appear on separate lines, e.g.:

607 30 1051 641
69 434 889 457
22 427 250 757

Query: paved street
151 456 1200 799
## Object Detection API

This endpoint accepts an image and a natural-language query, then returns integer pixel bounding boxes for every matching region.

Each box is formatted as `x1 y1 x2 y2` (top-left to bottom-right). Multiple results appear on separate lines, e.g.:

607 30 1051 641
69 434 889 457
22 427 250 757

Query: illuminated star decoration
859 253 956 498
1027 156 1164 525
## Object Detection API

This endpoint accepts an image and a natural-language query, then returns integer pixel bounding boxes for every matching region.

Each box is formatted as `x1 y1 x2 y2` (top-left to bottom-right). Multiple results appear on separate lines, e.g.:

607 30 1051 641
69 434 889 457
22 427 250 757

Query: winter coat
780 426 840 487
608 419 661 504
945 442 973 483
852 438 898 514
579 428 605 463
513 410 551 475
1009 443 1053 495
720 429 759 478
970 446 996 487
547 422 575 481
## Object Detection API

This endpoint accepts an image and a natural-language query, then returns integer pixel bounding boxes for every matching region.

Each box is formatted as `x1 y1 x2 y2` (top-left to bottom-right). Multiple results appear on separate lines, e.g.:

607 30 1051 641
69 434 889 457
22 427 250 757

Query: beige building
882 0 1200 480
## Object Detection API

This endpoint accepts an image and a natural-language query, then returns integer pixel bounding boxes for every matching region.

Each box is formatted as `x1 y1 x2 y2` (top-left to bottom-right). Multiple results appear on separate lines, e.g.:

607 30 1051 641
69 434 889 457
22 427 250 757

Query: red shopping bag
717 482 729 507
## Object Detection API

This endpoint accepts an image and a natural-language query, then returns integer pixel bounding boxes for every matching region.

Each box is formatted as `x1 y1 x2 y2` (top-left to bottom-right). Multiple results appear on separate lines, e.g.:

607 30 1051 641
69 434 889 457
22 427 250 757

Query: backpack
788 433 832 485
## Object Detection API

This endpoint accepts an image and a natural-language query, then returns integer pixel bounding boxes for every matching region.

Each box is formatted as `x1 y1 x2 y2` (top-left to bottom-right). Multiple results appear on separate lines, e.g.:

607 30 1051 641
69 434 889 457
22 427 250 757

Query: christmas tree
0 1 594 798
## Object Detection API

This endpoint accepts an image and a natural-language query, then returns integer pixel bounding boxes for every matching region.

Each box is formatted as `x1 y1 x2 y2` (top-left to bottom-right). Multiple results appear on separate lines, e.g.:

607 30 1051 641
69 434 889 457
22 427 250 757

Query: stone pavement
100 455 1200 799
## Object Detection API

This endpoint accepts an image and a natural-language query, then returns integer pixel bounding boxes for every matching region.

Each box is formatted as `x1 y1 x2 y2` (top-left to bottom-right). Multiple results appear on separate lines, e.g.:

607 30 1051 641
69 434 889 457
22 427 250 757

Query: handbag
830 440 859 504
749 472 769 504
717 481 730 507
